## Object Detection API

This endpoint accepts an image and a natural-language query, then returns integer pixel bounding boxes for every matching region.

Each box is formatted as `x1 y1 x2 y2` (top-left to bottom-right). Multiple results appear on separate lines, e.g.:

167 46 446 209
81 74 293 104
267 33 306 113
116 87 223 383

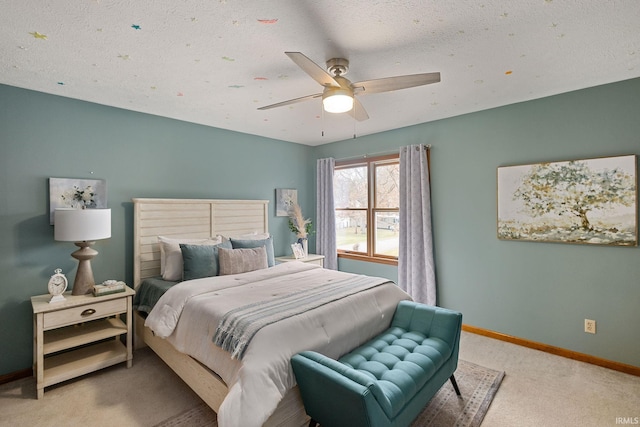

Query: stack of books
93 280 127 297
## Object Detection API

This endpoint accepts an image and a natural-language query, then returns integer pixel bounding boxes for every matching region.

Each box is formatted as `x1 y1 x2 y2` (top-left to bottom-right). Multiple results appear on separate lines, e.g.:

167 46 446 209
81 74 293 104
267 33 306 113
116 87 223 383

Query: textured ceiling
1 0 639 146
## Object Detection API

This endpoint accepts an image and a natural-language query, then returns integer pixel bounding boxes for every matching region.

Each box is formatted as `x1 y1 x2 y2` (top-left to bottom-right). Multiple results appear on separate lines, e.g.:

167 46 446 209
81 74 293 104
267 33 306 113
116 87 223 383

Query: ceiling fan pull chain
353 103 357 139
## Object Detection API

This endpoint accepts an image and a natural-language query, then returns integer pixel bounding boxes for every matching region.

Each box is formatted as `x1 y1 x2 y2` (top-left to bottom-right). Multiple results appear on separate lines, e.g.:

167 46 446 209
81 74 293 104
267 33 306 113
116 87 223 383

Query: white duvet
145 262 410 427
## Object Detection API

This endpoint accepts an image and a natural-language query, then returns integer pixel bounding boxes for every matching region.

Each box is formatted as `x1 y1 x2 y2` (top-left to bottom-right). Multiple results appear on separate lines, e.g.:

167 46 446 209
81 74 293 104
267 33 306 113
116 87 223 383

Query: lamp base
71 241 98 295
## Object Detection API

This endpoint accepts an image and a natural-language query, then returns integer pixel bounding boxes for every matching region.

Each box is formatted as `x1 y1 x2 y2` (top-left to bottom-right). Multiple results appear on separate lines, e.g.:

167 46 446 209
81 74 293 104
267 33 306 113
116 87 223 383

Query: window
334 154 399 265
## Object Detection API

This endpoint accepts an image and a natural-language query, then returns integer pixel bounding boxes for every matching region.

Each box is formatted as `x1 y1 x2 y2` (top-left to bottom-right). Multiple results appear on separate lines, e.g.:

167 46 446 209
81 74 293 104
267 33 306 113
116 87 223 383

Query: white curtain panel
316 158 338 270
399 145 436 305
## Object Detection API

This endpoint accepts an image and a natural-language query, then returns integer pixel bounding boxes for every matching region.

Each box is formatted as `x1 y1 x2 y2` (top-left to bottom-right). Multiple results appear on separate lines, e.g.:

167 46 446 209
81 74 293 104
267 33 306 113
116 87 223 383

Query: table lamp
54 208 111 295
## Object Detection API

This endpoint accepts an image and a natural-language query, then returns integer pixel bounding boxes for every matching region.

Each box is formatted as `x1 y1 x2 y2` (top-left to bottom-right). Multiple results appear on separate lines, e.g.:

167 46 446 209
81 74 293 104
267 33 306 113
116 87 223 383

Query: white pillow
229 232 270 240
158 235 222 281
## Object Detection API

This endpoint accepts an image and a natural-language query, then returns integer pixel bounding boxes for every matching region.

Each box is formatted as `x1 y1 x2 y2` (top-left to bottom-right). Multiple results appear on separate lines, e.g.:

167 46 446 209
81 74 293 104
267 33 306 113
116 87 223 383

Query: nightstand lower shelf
43 340 128 388
44 318 127 355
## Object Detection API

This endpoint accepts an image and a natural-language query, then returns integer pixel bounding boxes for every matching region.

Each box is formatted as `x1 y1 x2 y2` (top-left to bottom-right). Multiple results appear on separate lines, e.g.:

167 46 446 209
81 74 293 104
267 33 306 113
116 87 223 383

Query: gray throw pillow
218 247 269 276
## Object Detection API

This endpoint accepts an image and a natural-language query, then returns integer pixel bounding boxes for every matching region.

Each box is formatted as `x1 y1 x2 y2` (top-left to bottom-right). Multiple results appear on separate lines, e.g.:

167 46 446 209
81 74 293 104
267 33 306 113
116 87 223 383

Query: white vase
297 238 308 257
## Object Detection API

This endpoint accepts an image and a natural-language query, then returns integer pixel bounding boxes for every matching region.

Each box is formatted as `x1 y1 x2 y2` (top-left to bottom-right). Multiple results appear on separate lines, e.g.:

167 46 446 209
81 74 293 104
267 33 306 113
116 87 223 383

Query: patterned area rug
154 360 504 427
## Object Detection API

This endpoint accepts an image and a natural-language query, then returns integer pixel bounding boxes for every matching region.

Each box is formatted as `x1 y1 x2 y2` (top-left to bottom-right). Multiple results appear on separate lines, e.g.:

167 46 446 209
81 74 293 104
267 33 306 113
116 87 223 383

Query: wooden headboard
132 198 269 287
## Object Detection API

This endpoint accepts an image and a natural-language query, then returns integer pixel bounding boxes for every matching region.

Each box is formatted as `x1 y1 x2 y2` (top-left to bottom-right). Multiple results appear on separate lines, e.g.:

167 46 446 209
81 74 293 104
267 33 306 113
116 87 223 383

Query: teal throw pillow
229 236 275 267
180 240 233 281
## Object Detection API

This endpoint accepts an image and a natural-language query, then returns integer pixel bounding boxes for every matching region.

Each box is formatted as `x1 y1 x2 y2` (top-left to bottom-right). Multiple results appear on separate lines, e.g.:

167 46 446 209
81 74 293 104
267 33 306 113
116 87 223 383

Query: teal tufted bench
291 301 462 427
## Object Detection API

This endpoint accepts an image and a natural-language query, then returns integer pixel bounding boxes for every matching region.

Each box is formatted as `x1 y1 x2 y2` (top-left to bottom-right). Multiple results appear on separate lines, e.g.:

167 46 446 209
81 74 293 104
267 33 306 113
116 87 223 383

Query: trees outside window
334 154 399 264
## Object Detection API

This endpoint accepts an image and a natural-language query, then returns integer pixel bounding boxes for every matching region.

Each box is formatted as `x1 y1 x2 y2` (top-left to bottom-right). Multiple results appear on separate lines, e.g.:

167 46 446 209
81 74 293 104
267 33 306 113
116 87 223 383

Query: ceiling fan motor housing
326 58 349 77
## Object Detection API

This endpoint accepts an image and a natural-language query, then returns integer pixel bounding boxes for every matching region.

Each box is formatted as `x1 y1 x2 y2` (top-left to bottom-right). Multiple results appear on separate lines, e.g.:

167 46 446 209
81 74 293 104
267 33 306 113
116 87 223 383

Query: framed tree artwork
497 155 637 246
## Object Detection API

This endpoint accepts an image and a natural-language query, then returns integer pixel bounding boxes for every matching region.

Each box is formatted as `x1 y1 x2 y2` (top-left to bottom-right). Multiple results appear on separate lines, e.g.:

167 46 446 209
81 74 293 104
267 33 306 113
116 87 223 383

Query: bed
132 198 410 427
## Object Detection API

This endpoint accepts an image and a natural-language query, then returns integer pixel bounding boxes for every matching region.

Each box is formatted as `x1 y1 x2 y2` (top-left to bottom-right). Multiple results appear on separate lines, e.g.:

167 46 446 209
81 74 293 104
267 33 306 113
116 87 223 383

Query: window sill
338 252 398 266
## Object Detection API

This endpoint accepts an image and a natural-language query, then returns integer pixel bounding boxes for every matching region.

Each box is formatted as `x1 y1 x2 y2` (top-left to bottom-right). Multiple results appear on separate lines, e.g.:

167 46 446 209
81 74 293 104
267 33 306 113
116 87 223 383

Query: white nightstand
275 253 325 267
31 286 135 399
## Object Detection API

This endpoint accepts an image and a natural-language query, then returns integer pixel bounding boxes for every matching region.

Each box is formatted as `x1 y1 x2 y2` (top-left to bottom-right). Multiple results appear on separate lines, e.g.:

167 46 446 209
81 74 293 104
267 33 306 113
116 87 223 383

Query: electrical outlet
584 319 596 334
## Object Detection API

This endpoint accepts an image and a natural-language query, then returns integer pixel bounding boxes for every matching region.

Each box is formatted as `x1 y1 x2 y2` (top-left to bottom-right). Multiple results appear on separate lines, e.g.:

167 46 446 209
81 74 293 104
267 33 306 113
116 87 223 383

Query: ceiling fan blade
348 97 369 121
257 93 322 110
353 72 441 95
285 52 341 88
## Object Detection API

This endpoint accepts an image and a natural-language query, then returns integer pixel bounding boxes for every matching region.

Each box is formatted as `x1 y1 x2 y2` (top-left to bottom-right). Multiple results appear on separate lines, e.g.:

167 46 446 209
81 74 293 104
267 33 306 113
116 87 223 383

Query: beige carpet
154 360 504 427
5 332 636 426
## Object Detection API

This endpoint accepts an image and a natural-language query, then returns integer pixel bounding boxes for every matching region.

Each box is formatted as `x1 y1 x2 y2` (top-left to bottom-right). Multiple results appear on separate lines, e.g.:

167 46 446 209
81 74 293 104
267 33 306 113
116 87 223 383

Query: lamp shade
54 208 111 242
322 88 354 113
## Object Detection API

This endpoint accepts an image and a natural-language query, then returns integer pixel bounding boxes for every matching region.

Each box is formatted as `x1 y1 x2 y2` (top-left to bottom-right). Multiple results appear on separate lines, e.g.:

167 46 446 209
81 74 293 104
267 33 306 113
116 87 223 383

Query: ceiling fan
258 52 441 121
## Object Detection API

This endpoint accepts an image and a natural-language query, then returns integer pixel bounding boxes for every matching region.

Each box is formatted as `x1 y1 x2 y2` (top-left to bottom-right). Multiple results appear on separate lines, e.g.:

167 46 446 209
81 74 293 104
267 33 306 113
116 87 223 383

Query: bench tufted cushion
337 301 457 419
339 330 451 418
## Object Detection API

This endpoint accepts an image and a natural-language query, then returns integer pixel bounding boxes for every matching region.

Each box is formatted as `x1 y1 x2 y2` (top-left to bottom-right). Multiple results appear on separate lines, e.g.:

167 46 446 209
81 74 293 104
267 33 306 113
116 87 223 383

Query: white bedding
145 262 411 427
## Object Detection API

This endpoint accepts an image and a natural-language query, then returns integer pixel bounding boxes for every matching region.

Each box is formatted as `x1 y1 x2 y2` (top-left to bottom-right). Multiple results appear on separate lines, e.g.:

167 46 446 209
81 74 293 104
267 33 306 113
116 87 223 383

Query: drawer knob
81 308 96 317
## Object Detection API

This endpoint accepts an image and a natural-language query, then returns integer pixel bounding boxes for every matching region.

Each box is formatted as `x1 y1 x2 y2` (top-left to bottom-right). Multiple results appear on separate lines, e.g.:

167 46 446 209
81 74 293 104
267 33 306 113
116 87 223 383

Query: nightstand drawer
43 298 127 330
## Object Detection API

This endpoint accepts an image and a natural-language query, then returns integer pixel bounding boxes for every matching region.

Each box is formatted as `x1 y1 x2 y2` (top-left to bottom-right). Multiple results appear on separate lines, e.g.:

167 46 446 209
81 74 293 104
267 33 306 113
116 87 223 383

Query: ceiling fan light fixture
322 89 354 113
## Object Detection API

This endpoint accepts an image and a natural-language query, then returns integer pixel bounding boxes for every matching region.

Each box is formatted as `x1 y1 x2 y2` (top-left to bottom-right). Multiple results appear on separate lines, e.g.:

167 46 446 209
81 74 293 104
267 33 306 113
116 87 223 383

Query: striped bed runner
213 274 390 359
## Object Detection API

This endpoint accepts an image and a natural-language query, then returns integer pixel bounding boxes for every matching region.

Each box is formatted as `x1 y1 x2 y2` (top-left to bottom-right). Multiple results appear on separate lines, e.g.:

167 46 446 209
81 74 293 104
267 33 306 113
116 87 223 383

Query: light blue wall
2 78 639 377
314 77 640 368
0 84 315 375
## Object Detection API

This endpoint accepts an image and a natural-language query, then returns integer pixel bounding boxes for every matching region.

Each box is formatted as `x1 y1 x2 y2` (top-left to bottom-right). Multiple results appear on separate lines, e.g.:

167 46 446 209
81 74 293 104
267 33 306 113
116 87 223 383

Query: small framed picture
276 188 297 216
291 243 305 259
49 177 107 225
